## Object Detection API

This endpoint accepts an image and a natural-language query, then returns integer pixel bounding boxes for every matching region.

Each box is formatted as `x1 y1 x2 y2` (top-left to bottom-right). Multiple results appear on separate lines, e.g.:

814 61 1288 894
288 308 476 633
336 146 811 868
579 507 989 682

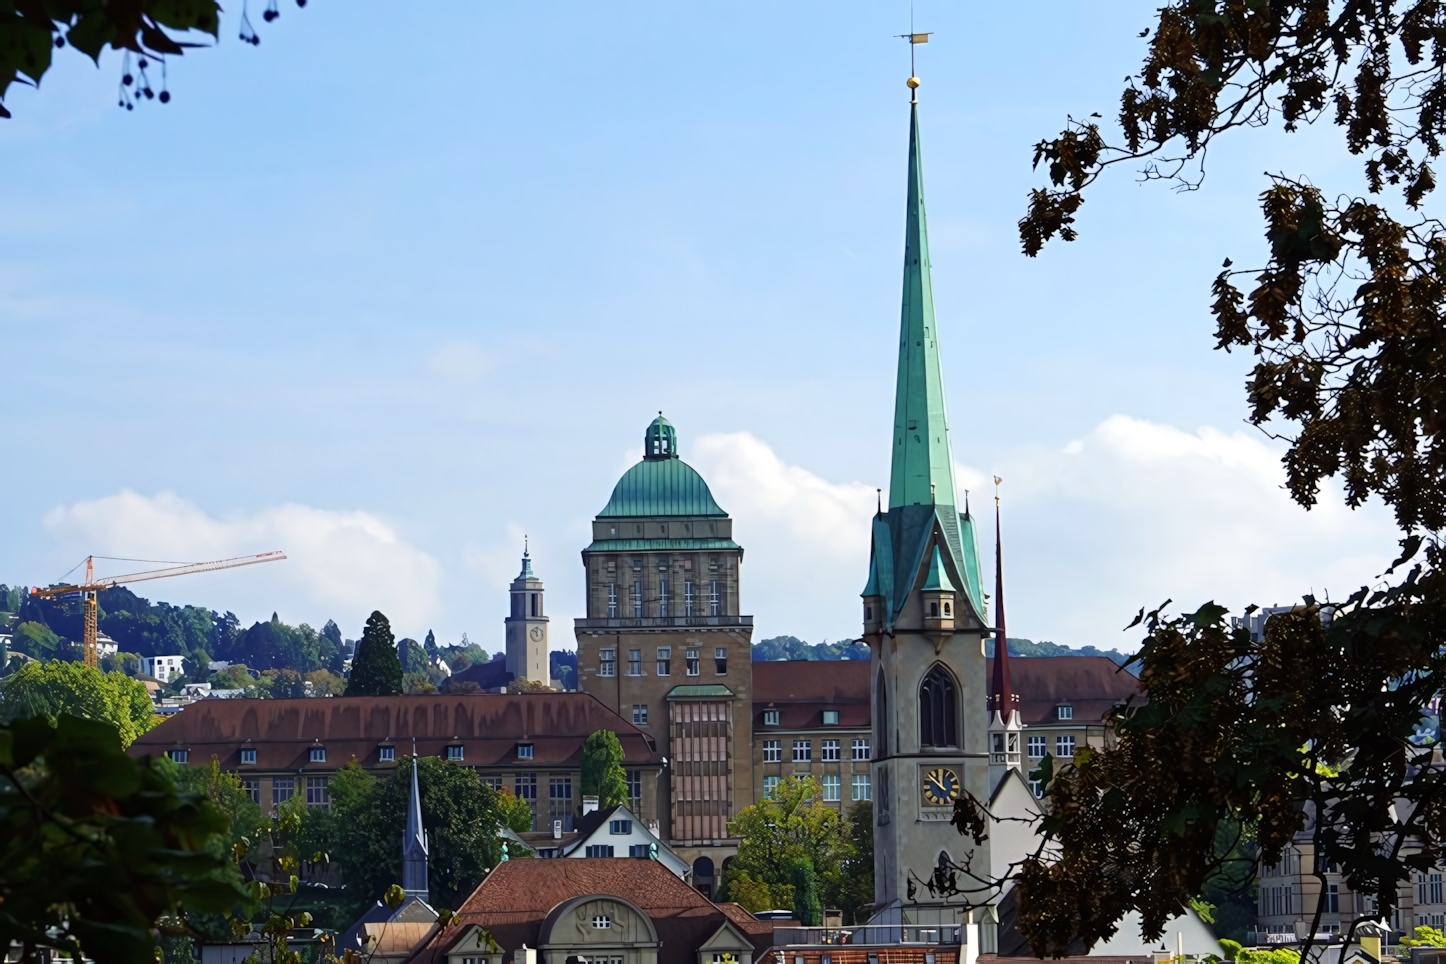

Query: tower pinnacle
989 478 1014 716
402 739 429 899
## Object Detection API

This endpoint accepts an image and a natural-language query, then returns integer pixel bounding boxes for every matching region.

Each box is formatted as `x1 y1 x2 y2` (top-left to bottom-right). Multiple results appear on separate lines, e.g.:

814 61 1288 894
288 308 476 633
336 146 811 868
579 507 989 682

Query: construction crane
31 551 287 668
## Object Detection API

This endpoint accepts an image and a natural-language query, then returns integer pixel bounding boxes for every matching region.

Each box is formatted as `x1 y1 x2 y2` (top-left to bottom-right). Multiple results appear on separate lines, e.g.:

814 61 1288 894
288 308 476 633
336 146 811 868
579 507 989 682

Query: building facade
751 660 873 813
575 415 754 876
128 693 665 835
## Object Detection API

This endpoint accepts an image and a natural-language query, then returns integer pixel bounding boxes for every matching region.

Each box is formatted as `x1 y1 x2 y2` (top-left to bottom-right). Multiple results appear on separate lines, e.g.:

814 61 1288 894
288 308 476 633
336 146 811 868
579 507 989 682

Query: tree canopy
580 730 628 809
0 660 157 746
344 611 403 697
994 2 1446 957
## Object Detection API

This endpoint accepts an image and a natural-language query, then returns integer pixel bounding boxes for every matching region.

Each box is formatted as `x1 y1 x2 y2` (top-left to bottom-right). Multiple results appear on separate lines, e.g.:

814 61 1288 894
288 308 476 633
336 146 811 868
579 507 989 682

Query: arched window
876 669 889 756
919 665 958 747
693 856 715 879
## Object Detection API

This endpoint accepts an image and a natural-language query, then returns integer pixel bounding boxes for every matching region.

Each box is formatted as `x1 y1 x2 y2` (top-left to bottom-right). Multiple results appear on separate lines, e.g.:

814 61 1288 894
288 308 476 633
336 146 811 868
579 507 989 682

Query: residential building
575 414 754 875
751 660 873 815
411 857 776 964
560 803 691 881
142 654 186 683
127 694 665 833
1252 837 1421 942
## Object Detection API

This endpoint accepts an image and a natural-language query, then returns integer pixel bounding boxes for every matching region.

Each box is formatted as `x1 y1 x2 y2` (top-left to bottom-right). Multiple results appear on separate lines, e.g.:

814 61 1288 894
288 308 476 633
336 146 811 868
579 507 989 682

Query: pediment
698 920 752 952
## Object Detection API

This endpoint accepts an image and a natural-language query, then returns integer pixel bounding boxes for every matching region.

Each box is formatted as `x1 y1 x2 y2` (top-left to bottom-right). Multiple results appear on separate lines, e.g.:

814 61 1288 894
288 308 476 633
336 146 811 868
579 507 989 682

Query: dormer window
823 710 840 726
764 709 780 726
1057 705 1073 721
240 747 257 765
517 743 534 759
309 746 326 763
379 745 396 762
447 745 465 761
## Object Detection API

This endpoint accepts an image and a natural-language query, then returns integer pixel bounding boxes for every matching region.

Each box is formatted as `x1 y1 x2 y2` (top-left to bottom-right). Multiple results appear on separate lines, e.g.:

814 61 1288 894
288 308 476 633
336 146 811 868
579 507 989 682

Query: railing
771 925 963 946
574 615 753 630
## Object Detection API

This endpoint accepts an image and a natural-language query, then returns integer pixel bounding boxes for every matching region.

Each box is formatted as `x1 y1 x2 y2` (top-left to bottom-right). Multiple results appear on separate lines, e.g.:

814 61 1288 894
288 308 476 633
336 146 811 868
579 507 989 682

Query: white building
142 654 186 683
560 801 690 880
95 632 119 659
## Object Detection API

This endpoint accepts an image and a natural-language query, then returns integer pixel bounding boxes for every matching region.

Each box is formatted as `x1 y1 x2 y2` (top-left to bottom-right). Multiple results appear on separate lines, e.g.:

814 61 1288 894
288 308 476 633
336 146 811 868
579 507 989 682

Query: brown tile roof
752 661 870 729
986 656 1142 726
422 859 765 964
128 694 661 771
762 949 959 964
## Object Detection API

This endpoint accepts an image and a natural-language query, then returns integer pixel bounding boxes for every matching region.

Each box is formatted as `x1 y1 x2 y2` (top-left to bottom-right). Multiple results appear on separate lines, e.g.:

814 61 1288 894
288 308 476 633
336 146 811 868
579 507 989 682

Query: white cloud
689 418 1400 650
41 491 441 637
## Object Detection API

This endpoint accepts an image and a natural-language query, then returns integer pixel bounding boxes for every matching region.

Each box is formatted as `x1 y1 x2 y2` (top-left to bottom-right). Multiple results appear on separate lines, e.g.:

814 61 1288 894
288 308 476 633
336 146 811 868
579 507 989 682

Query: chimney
582 795 599 815
552 819 562 840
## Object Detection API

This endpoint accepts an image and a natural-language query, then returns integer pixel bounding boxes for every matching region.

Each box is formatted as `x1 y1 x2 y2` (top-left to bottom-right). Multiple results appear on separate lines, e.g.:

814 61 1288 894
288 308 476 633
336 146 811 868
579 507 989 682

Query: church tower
504 542 550 685
861 79 993 916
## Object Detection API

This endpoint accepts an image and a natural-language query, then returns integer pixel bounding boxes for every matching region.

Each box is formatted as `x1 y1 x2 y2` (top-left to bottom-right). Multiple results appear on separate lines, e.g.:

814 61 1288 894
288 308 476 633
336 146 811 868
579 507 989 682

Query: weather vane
896 17 932 102
994 475 1003 506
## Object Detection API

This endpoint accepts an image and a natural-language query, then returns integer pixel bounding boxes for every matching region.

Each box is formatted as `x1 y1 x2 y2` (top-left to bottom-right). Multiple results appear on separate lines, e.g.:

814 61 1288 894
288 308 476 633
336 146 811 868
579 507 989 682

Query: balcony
575 615 753 631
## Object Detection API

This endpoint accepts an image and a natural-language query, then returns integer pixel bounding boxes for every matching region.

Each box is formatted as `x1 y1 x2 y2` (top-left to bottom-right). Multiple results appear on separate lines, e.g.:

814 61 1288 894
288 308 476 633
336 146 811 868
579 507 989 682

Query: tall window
685 581 696 616
550 777 573 828
793 740 811 762
822 774 841 802
628 649 642 675
272 777 295 806
241 777 260 803
515 773 537 830
709 580 721 615
715 647 728 674
1027 736 1046 759
686 648 700 676
852 738 871 761
763 739 781 762
531 593 539 617
656 647 671 676
851 774 872 801
600 647 616 677
875 670 889 756
1327 883 1340 913
822 739 840 762
627 770 642 808
632 582 643 617
659 579 669 617
633 704 648 726
305 776 330 808
1056 735 1076 758
919 665 958 748
607 583 618 618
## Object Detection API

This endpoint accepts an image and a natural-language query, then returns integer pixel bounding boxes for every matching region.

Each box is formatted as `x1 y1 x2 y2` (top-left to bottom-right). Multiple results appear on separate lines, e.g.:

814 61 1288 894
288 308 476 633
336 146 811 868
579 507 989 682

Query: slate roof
128 694 662 770
419 859 773 964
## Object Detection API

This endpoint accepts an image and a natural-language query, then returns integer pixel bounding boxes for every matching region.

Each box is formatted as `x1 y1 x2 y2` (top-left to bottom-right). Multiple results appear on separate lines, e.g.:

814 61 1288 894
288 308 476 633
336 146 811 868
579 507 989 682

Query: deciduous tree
718 776 853 916
0 660 157 746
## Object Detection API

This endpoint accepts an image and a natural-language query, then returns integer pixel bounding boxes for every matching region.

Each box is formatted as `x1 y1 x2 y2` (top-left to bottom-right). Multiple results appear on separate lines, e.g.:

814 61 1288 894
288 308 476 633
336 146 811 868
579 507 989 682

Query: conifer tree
790 857 822 926
580 730 628 808
344 611 402 697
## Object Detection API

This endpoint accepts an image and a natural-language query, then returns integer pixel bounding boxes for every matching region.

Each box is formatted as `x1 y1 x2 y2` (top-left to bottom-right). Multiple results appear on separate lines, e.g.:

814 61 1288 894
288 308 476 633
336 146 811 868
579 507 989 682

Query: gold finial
896 26 932 102
993 475 1003 506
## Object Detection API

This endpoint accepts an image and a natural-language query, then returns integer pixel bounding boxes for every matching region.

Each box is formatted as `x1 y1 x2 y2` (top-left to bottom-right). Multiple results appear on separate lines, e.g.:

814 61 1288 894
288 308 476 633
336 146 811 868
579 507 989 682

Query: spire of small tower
519 537 534 579
402 739 429 899
990 478 1013 716
888 88 957 511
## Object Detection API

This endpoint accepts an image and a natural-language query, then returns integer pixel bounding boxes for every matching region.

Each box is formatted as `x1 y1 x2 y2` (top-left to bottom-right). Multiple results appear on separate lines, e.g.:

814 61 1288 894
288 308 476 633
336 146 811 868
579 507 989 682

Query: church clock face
528 625 544 642
922 767 961 806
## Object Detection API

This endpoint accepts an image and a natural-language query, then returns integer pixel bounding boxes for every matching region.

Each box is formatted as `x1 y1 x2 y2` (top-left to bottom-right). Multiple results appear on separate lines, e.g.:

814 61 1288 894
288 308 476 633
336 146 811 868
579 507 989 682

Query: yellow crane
31 551 287 667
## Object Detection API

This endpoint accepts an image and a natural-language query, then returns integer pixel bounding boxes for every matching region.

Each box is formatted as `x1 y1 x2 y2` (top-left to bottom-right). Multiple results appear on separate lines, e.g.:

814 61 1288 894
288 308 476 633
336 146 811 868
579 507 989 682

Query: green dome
598 416 727 518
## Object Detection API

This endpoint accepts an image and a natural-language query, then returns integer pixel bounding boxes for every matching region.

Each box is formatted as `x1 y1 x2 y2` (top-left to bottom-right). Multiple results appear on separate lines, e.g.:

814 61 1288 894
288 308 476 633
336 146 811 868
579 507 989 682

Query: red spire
990 494 1014 717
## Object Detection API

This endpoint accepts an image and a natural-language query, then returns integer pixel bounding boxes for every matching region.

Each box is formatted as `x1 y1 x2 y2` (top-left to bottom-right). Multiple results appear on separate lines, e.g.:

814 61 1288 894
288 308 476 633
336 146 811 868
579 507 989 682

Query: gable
698 921 753 953
540 895 660 947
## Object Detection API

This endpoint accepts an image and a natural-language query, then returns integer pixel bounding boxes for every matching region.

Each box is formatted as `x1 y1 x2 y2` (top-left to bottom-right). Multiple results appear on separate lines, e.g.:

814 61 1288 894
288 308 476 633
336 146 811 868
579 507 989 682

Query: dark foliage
580 729 628 808
0 714 245 963
983 637 1131 666
314 758 503 909
751 636 871 661
344 611 402 697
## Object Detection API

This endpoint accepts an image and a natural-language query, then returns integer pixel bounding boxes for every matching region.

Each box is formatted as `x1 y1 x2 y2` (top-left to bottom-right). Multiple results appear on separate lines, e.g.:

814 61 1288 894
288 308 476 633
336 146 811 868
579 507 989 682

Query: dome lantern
644 413 679 461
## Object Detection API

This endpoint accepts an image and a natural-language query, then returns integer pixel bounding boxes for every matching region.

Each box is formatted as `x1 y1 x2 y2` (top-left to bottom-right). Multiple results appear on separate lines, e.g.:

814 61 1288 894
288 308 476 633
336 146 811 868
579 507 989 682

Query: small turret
988 492 1022 791
402 743 429 900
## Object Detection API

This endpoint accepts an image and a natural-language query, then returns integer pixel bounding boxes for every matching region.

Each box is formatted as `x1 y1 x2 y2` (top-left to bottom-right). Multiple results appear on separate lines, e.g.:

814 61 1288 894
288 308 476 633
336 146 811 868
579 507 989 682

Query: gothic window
919 665 958 748
875 669 889 756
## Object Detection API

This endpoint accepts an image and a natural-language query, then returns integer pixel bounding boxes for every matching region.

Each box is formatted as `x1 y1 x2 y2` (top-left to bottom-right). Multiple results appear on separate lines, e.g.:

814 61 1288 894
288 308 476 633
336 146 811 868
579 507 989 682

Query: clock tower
504 541 550 685
861 85 994 921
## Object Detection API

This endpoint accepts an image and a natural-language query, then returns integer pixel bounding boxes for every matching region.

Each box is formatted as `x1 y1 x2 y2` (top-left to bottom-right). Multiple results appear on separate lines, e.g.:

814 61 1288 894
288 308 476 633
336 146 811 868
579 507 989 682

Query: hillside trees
988 2 1446 957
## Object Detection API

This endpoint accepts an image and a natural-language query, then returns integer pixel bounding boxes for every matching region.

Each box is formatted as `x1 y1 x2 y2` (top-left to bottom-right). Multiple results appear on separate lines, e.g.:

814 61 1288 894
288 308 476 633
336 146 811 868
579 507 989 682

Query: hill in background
752 634 1130 666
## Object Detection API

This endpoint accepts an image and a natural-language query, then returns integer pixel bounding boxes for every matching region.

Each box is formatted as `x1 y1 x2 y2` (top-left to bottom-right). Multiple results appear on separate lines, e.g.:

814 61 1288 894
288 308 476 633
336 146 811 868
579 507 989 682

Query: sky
0 2 1399 654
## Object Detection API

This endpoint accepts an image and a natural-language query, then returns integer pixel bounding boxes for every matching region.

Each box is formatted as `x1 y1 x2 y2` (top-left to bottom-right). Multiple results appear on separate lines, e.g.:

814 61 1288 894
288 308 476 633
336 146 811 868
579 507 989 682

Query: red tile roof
422 859 768 964
986 656 1142 726
752 661 870 729
129 694 661 771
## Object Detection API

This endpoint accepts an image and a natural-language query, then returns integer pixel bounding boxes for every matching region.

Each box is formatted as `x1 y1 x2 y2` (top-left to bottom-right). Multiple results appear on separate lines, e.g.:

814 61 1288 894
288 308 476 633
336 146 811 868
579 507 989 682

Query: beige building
750 660 873 813
575 415 754 887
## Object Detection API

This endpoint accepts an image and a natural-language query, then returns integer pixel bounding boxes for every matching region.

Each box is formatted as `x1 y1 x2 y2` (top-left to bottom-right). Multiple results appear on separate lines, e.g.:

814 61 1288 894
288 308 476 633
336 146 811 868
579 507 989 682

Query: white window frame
1027 736 1046 759
714 646 727 675
656 646 671 676
763 739 781 763
607 583 618 618
632 581 643 618
822 739 840 762
1056 735 1076 758
793 740 811 763
1057 705 1073 720
686 648 700 676
240 747 257 765
822 773 841 802
600 647 616 677
851 738 871 761
633 703 649 726
685 581 696 616
709 580 721 616
851 773 871 801
379 745 396 762
309 746 326 763
659 579 669 617
763 708 779 726
447 745 464 761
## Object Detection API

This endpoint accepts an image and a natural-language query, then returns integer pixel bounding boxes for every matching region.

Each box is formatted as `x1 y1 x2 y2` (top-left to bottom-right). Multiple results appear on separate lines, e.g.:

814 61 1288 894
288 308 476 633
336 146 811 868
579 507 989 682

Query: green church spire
888 101 957 510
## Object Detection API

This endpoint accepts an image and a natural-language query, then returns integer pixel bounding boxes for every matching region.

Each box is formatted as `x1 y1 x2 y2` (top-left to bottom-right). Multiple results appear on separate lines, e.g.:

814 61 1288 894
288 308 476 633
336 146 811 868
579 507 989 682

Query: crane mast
31 551 287 667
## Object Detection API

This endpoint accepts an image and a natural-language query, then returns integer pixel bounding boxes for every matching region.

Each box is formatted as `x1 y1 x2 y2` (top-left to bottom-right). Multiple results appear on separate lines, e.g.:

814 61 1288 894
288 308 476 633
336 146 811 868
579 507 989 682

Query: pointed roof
989 502 1014 716
921 544 958 592
518 539 535 580
889 102 957 511
402 749 429 897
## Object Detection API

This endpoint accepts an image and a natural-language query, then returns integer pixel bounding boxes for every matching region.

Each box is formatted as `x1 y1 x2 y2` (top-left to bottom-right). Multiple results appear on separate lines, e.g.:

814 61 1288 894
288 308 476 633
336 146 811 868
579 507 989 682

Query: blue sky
0 2 1396 652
